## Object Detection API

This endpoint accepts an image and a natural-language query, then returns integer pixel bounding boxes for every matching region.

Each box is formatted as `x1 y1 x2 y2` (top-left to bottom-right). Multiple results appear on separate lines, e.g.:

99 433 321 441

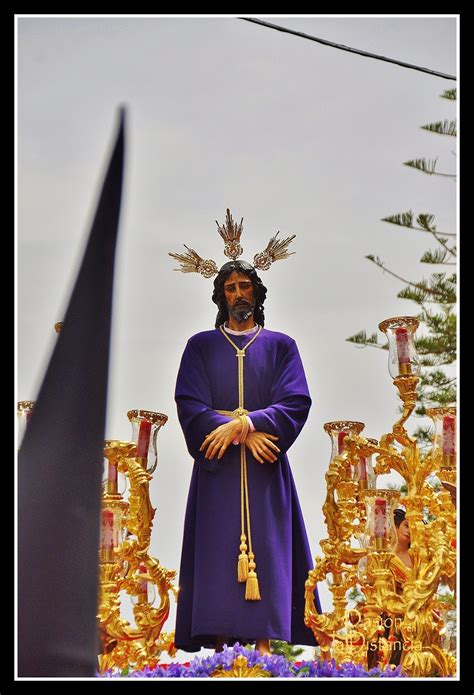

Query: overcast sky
16 14 457 661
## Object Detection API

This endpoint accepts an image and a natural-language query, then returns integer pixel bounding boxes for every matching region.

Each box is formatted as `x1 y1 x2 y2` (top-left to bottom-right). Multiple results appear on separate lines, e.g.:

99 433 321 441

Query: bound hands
200 419 241 460
199 420 280 463
245 431 280 464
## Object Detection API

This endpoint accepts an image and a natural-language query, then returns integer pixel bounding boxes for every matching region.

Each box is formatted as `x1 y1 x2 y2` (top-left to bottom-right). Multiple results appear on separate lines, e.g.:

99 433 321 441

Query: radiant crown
169 209 296 278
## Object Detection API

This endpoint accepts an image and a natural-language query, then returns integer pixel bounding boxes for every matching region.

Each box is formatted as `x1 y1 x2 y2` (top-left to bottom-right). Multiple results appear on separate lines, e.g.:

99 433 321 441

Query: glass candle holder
102 457 127 497
100 505 124 563
102 455 118 495
17 400 35 448
102 440 134 496
355 437 378 490
360 489 400 552
323 421 365 480
427 407 456 469
127 410 168 474
130 563 156 605
378 316 421 379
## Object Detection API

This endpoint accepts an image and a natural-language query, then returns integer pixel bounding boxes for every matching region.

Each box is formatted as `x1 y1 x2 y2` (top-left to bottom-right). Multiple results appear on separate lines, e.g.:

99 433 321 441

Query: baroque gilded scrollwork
97 432 178 674
305 317 457 677
212 655 272 678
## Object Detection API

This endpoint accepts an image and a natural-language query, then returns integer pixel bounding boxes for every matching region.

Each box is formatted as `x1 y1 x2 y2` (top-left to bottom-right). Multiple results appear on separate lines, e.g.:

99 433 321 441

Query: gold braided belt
214 324 263 601
215 408 249 418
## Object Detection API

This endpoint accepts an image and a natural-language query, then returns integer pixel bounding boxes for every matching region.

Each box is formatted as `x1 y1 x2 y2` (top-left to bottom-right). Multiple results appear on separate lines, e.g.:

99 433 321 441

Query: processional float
18 313 456 677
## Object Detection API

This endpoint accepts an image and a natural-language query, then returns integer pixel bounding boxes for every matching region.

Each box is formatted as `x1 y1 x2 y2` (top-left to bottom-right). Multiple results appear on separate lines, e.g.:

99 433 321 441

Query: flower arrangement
99 643 404 678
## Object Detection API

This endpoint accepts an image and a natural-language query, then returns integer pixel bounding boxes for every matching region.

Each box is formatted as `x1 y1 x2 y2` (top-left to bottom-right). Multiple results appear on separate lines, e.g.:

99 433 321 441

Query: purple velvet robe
174 327 321 651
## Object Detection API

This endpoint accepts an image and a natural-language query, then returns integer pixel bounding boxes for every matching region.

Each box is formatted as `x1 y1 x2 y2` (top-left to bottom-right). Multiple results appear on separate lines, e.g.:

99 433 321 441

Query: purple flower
97 644 406 678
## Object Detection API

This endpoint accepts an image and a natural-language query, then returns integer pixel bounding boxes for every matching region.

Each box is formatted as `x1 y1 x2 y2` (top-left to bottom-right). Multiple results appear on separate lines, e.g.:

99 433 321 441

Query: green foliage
381 211 455 239
440 88 456 100
420 120 456 137
270 640 305 661
347 90 457 444
436 589 457 638
347 585 365 605
387 481 407 495
346 330 383 348
381 211 415 228
437 591 455 606
404 157 438 175
404 157 455 179
417 213 437 232
419 249 452 265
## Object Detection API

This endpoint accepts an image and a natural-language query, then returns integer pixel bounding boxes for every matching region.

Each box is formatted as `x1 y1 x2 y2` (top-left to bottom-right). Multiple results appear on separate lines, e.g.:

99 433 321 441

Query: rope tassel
238 535 249 582
245 553 261 601
217 325 264 602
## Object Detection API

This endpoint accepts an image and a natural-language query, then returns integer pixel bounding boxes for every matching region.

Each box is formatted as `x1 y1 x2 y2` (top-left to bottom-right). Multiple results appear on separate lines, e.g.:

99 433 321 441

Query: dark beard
229 300 255 323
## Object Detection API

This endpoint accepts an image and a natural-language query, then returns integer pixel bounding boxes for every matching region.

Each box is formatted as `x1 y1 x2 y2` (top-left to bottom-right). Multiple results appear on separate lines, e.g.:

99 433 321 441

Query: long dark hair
393 508 406 528
212 261 267 328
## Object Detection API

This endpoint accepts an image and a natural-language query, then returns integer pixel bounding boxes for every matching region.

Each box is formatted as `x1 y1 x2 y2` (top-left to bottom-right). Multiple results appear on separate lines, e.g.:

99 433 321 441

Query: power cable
239 17 456 81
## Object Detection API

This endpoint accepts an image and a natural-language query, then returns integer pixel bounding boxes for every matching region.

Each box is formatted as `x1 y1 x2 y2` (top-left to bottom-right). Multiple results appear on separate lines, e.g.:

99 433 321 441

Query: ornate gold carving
127 410 168 427
216 208 244 260
169 245 218 277
305 368 456 677
392 375 420 436
17 400 36 412
97 431 178 674
211 654 272 678
378 315 420 334
253 232 296 271
323 420 365 436
426 406 456 419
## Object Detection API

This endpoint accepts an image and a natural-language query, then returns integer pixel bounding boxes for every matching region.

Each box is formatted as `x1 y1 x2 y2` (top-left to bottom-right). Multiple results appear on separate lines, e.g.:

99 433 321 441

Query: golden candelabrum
18 324 177 673
304 316 457 677
16 399 178 674
96 409 178 674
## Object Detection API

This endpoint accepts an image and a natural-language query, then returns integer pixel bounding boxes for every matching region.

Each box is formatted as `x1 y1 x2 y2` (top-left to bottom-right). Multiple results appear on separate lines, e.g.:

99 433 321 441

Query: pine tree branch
419 371 456 388
366 256 454 300
397 287 435 305
440 88 456 100
416 214 457 256
420 120 457 137
381 212 456 237
404 158 455 178
346 330 386 349
352 87 457 442
427 235 456 260
420 249 456 265
346 340 385 349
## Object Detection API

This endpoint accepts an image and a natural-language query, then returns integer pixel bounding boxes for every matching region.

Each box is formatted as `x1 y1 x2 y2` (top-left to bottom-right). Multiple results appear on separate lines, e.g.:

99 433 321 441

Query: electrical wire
239 17 456 81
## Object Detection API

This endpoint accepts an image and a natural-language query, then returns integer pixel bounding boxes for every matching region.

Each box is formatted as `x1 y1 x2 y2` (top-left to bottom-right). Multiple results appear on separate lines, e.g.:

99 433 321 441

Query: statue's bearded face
223 271 255 323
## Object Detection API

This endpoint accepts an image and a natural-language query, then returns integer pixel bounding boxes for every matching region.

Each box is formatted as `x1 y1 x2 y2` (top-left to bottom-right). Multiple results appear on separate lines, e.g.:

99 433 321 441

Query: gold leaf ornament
253 232 296 271
216 208 244 260
169 245 218 278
